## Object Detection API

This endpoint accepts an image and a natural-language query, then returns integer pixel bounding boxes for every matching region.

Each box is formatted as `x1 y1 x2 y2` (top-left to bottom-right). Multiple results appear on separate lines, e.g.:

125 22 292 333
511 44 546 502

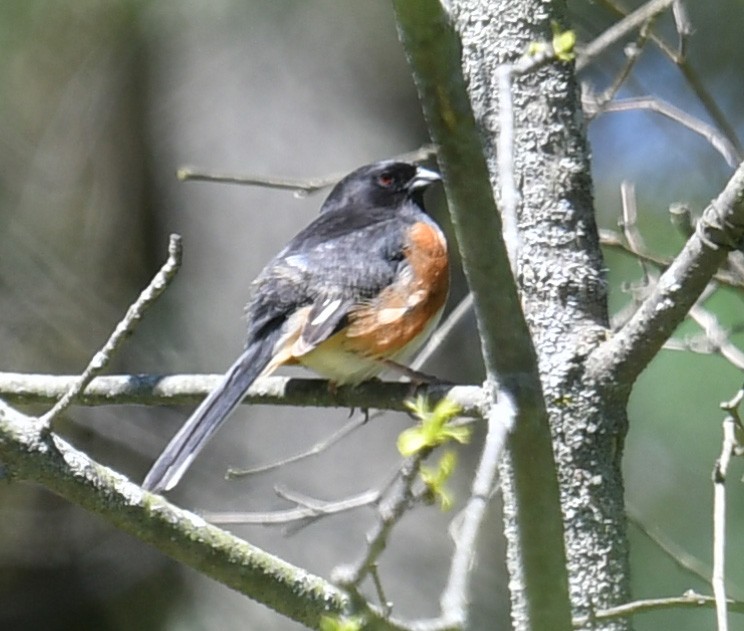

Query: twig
370 563 393 617
620 180 653 288
688 304 744 370
711 391 743 631
670 61 743 162
332 451 428 589
274 484 334 509
592 160 744 414
626 503 718 592
597 0 743 159
495 64 519 275
0 373 485 417
712 426 732 631
571 590 744 627
205 464 407 538
486 27 588 275
201 488 380 526
177 145 438 193
39 234 183 428
669 202 693 238
721 388 744 412
576 0 676 72
226 413 369 478
588 96 740 168
671 0 692 57
660 281 715 348
665 329 744 357
411 294 474 373
438 390 513 627
606 183 658 329
600 228 672 269
723 251 744 286
584 18 652 119
176 168 340 195
599 228 744 290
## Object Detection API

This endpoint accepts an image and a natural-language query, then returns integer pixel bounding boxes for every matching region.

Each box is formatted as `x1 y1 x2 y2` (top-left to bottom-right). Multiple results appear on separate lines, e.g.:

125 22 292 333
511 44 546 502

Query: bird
142 160 448 493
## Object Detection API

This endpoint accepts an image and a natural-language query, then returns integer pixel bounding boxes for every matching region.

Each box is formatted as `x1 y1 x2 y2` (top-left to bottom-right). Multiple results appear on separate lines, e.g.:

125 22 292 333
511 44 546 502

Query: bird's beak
409 165 442 190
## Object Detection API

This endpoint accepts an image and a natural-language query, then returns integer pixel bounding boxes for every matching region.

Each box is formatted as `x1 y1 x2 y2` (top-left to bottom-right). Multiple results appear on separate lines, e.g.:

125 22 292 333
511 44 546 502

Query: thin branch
575 0 676 72
177 145 438 193
671 61 743 161
712 410 740 631
722 250 744 286
202 488 380 526
491 26 583 259
490 37 584 274
226 413 370 478
591 96 740 168
620 180 653 288
495 64 520 274
332 451 428 589
0 373 485 418
597 0 743 158
600 228 673 269
626 503 720 592
606 182 658 329
410 293 474 372
669 201 694 238
571 590 744 627
712 437 729 631
438 392 513 627
225 414 367 480
583 20 651 120
39 235 183 427
371 563 394 618
0 399 358 629
720 389 744 456
599 228 744 290
591 159 744 386
176 167 340 195
688 304 744 370
671 0 692 57
660 283 744 360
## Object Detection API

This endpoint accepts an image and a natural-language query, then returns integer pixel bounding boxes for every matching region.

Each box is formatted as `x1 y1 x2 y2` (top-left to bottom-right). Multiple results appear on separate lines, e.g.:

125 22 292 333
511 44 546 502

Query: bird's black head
320 160 441 214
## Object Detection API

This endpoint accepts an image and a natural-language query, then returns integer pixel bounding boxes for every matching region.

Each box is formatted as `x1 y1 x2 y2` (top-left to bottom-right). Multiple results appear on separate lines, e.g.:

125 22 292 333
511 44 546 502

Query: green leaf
397 397 469 456
440 424 471 444
319 615 364 631
420 451 458 511
551 21 576 61
397 426 430 457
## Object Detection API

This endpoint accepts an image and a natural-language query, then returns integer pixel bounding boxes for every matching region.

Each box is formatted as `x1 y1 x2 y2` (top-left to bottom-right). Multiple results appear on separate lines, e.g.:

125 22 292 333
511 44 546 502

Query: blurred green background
0 1 742 629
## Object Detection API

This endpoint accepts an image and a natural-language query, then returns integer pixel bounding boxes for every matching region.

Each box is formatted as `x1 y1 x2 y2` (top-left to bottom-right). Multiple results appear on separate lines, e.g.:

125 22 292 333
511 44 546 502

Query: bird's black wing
245 205 411 350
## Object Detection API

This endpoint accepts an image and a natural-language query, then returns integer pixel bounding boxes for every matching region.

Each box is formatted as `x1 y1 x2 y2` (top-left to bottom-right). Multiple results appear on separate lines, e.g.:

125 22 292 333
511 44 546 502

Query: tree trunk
451 1 631 628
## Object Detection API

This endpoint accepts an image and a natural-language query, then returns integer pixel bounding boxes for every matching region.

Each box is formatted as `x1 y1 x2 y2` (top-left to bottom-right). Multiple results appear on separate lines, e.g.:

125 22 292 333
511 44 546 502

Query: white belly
298 305 444 385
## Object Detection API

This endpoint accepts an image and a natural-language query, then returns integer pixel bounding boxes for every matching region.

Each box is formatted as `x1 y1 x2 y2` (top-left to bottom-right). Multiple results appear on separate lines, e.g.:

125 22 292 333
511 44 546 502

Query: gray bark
451 1 630 628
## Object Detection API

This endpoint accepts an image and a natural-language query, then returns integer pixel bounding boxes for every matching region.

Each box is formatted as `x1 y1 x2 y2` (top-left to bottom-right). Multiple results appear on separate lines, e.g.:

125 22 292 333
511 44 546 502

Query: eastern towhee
142 160 448 492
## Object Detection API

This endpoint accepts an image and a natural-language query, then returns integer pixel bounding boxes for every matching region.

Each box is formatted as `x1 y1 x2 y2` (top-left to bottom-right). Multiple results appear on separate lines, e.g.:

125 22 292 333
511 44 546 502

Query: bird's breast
334 219 449 366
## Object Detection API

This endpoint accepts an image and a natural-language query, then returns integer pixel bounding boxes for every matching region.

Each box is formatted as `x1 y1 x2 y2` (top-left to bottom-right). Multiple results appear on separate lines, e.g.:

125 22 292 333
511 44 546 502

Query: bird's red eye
377 173 395 188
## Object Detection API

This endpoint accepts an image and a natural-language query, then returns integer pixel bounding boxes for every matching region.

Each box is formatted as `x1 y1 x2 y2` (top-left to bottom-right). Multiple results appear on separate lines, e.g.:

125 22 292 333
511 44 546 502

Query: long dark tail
142 330 280 493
